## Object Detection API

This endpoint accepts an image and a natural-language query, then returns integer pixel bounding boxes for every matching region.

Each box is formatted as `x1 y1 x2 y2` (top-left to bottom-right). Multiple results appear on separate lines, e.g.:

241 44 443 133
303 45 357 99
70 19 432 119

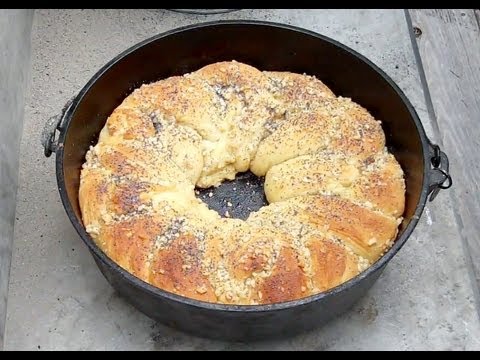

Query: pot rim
55 20 430 313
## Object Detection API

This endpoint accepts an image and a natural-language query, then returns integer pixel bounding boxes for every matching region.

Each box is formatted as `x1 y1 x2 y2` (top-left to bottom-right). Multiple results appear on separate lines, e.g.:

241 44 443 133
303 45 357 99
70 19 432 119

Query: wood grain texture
409 9 480 292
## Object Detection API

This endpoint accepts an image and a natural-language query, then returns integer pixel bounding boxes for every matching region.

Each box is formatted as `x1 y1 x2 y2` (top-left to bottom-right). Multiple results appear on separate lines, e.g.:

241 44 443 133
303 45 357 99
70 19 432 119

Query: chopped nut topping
80 61 404 306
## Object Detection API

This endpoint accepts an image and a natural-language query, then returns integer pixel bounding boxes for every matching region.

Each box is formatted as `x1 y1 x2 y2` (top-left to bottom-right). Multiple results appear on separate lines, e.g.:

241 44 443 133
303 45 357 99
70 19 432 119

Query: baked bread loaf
80 61 405 305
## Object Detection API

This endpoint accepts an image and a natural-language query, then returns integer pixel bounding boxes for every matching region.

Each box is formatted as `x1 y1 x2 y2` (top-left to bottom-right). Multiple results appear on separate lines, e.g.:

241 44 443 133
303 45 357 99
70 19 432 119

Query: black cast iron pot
41 21 452 341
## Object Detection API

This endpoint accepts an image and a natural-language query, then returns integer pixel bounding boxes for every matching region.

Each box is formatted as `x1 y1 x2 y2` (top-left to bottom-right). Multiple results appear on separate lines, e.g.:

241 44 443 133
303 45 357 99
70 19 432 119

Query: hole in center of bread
196 171 267 220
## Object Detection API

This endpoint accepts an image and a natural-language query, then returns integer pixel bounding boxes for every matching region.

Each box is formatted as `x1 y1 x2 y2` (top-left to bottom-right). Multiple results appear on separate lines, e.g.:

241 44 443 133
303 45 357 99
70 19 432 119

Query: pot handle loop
427 140 452 201
41 96 75 157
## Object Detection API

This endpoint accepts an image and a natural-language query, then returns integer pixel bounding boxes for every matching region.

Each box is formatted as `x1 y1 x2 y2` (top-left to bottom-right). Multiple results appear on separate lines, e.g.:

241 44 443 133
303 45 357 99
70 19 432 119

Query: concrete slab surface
4 9 480 350
0 9 33 350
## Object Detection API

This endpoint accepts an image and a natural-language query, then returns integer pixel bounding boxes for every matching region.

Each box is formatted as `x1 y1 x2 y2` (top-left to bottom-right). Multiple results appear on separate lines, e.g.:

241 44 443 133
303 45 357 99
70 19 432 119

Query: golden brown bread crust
79 61 405 305
265 71 336 108
191 62 283 181
264 150 405 217
306 234 360 292
98 213 217 302
250 97 385 176
247 194 399 262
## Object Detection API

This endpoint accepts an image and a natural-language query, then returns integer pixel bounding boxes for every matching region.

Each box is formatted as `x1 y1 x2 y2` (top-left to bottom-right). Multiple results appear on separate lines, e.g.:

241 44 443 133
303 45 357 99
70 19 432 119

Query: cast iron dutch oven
41 21 452 340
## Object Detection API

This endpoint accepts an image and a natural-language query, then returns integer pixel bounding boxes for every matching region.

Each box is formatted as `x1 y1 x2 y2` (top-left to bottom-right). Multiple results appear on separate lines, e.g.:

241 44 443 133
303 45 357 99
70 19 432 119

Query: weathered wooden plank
409 9 480 293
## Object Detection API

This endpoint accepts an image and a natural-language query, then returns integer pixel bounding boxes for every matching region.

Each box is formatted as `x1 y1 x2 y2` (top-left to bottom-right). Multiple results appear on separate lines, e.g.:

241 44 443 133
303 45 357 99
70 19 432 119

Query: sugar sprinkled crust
79 61 405 305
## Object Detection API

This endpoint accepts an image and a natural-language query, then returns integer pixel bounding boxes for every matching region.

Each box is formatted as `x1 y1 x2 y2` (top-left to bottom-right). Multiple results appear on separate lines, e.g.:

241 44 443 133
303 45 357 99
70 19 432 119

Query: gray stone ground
4 9 480 350
0 9 33 350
